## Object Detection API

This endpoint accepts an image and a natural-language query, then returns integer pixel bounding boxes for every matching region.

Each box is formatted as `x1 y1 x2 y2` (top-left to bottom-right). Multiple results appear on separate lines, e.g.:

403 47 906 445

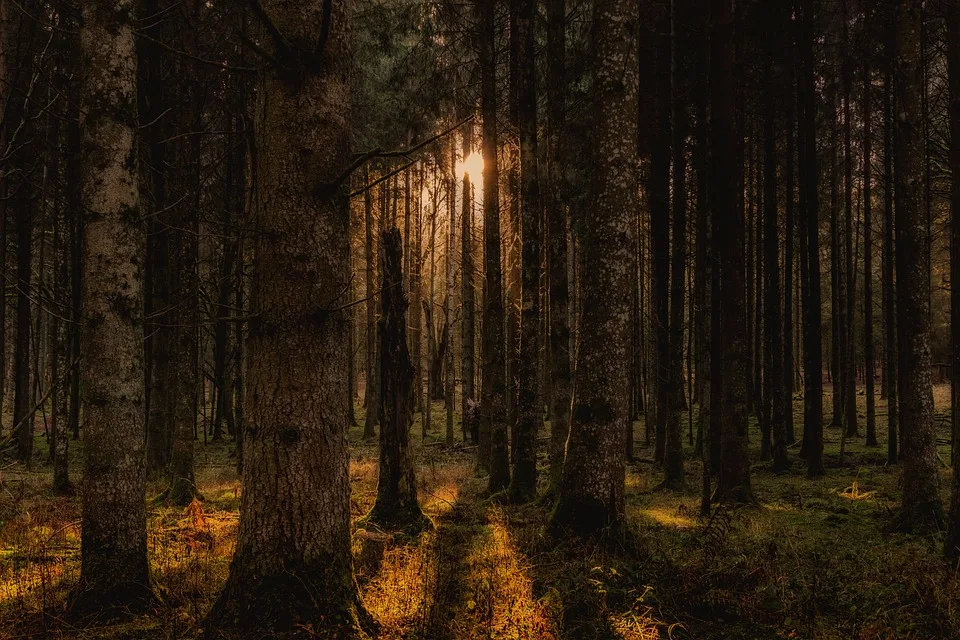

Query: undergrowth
1 393 959 639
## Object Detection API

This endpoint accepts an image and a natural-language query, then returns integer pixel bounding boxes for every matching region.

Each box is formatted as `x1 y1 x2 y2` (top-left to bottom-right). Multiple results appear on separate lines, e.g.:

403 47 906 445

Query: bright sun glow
457 153 484 179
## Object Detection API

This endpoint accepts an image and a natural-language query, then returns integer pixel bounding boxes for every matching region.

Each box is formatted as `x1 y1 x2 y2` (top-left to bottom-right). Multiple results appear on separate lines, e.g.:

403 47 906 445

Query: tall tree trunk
842 0 857 439
664 0 686 489
864 56 877 448
477 0 509 491
204 0 367 632
364 166 379 439
69 0 153 616
798 0 824 477
894 0 942 532
550 0 637 535
883 26 898 466
784 15 796 446
546 0 570 494
713 0 753 502
13 173 32 464
461 136 477 443
445 145 455 445
651 0 671 467
944 0 960 560
509 0 540 502
763 13 787 473
167 0 202 505
366 228 429 532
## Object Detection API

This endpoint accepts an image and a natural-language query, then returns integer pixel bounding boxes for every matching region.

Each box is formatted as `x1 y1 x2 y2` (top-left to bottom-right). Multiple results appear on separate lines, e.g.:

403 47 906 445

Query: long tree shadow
419 480 490 639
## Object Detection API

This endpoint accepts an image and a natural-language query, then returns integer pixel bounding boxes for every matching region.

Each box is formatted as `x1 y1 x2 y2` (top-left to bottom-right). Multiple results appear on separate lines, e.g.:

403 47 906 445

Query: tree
883 12 899 466
864 51 877 448
509 0 540 503
545 0 571 494
550 0 637 535
203 0 369 632
477 0 510 493
68 0 153 617
364 166 380 440
945 0 960 560
713 0 752 502
763 1 787 473
366 228 430 532
893 0 942 532
797 0 824 477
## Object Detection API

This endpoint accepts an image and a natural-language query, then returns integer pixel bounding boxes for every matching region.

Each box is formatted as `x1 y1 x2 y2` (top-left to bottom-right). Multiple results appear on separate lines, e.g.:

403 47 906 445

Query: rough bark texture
445 147 455 445
461 149 476 443
545 0 570 495
713 0 752 503
509 0 540 503
894 0 943 532
946 0 960 560
69 0 153 617
366 229 429 533
203 0 367 634
477 0 509 492
550 0 636 535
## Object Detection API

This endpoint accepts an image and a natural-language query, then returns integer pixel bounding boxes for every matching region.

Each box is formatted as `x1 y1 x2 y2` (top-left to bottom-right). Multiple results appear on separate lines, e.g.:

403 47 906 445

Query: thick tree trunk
784 20 796 446
945 0 960 561
712 0 753 502
545 0 570 494
894 0 943 532
69 0 153 617
842 0 857 440
445 146 455 445
477 0 509 492
13 177 32 464
509 0 540 503
550 0 636 535
366 228 429 532
204 0 367 633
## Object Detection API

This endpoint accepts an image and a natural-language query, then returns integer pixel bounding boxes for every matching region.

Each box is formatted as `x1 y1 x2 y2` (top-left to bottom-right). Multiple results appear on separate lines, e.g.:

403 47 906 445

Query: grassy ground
2 387 960 639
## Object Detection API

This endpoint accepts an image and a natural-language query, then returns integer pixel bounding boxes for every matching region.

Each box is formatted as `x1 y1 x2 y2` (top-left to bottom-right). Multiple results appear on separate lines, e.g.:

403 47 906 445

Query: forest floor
3 387 960 639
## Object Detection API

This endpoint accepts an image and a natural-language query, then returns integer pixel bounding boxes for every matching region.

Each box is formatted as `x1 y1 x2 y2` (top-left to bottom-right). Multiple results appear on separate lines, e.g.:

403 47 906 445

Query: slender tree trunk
864 56 877 448
69 0 153 616
763 13 787 472
509 0 540 502
546 0 570 493
894 0 942 532
883 27 899 466
445 145 456 445
664 0 686 489
364 166 379 439
366 228 429 532
477 0 509 490
550 0 636 535
461 138 477 443
842 0 857 439
798 0 824 477
651 0 671 467
784 18 796 446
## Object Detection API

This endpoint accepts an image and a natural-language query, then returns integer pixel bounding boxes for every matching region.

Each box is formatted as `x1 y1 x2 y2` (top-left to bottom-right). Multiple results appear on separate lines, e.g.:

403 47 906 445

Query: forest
2 0 960 638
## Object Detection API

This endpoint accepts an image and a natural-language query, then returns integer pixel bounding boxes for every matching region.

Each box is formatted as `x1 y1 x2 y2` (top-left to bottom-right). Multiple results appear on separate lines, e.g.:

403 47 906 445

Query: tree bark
883 25 899 466
509 0 540 502
945 0 960 560
204 0 367 633
477 0 510 492
864 55 877 448
69 0 153 617
545 0 571 494
366 228 429 532
364 166 379 440
550 0 636 535
894 0 943 532
713 0 753 502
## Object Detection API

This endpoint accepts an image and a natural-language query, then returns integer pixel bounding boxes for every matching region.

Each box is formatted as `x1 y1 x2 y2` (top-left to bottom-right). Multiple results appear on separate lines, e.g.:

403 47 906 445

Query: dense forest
2 0 960 638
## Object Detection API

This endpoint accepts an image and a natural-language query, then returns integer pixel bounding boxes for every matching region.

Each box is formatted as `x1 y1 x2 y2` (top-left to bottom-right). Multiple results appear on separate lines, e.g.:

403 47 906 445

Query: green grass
1 388 959 638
